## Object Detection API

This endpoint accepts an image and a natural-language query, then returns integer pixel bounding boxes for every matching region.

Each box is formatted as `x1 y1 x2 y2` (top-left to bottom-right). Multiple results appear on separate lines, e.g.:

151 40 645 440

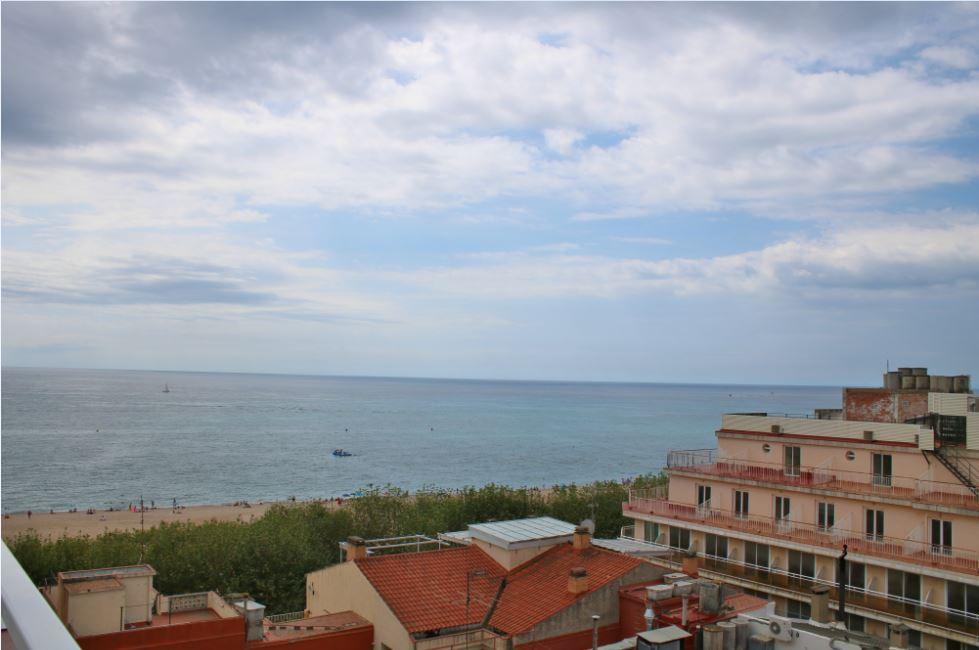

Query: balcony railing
666 450 978 510
1 542 79 649
616 530 978 638
624 491 979 575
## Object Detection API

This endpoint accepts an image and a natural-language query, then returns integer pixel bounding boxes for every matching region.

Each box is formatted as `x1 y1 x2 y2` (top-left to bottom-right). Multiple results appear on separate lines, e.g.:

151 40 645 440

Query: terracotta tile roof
356 546 506 634
356 543 642 637
488 544 642 635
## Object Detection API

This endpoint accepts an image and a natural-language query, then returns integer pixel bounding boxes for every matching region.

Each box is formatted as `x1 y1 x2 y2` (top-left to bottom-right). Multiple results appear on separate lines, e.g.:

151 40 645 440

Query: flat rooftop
468 516 576 549
64 577 123 594
259 611 371 643
59 564 155 581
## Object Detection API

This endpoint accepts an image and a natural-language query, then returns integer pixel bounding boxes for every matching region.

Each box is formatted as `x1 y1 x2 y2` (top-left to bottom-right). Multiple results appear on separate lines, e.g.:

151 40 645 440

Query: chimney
889 623 909 649
573 525 592 550
568 567 589 595
346 536 367 562
809 586 831 624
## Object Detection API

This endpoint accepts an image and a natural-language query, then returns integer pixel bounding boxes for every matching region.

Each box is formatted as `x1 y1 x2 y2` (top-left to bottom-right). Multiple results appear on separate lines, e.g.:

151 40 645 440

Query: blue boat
332 449 352 457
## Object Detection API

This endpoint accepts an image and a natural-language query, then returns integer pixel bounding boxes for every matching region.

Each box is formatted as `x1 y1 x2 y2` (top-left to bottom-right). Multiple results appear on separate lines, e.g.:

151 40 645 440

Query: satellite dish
580 519 596 534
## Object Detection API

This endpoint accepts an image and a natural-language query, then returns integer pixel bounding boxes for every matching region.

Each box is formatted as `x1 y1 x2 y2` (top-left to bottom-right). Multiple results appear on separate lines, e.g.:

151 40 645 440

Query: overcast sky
2 2 978 385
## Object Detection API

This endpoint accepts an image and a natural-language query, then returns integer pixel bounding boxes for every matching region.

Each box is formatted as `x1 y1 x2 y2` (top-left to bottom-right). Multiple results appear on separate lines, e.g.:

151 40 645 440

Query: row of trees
8 476 665 613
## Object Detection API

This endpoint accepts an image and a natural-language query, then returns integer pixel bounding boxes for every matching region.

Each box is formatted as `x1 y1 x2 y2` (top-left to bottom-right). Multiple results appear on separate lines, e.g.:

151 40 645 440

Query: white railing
1 542 79 649
625 492 979 574
666 450 978 509
615 532 979 636
267 610 306 624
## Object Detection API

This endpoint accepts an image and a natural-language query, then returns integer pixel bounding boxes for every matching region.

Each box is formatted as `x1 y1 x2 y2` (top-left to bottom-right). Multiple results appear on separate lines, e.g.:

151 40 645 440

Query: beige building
622 368 978 650
45 565 158 637
306 517 666 650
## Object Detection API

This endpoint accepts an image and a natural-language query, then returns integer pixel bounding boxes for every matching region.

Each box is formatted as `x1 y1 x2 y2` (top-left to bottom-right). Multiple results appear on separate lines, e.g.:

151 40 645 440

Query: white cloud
920 45 978 70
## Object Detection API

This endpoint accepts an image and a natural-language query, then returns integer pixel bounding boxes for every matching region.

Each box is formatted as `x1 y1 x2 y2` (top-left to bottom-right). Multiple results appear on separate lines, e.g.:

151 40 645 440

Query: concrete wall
119 575 153 625
720 415 929 448
76 616 244 650
306 562 412 650
472 538 553 571
843 389 929 424
67 589 126 637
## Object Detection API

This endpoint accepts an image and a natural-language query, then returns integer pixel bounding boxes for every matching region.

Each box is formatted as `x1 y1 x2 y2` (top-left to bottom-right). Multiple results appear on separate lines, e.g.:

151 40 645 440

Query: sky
2 2 978 385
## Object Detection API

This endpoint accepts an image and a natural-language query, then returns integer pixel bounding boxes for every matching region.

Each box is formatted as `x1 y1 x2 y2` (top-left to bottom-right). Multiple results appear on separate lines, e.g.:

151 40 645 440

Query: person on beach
27 510 31 519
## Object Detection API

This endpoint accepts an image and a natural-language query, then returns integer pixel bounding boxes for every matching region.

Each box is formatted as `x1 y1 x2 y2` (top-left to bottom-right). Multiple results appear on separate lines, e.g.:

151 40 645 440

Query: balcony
617 528 979 641
624 489 979 575
667 449 978 511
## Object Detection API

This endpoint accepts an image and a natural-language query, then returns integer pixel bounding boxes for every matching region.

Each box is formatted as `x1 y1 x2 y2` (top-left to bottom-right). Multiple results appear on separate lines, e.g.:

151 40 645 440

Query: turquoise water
0 367 840 512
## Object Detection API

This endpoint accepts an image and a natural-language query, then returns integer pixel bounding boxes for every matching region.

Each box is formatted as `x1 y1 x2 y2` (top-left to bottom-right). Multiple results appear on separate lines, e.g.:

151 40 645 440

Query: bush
8 475 665 613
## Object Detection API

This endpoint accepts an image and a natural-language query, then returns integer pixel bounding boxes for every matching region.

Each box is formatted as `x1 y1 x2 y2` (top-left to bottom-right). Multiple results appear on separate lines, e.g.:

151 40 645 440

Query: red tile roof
356 546 506 634
356 542 643 637
489 544 642 635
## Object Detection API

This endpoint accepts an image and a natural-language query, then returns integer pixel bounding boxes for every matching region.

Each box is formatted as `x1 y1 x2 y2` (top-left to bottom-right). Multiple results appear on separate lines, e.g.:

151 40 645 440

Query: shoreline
1 498 348 540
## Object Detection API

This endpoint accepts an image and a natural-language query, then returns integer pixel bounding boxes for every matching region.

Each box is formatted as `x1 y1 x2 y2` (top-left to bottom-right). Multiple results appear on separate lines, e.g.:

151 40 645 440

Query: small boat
332 449 352 457
163 383 170 393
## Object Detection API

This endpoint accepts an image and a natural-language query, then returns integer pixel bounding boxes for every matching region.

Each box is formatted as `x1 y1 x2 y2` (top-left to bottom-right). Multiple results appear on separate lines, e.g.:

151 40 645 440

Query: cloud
920 45 978 70
385 220 979 300
611 237 674 246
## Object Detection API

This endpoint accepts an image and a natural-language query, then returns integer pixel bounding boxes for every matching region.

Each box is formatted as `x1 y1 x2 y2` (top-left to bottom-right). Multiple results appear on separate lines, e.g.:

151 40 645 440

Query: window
931 518 952 554
669 526 690 550
786 599 811 619
947 580 979 626
788 550 815 581
643 521 660 544
817 502 835 531
734 490 749 518
775 496 791 522
784 446 801 476
887 569 920 615
947 641 979 650
845 613 865 633
697 485 712 510
705 533 728 559
837 561 865 592
744 541 770 571
872 453 892 487
865 509 884 541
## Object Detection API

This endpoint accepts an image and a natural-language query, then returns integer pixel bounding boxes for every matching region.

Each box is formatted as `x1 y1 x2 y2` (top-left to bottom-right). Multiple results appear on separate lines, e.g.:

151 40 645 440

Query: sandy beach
0 500 340 540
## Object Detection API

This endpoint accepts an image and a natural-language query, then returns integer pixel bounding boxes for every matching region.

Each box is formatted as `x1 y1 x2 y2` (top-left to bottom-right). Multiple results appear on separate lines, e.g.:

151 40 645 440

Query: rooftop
63 577 122 594
257 611 371 644
58 564 155 581
468 516 577 550
355 536 644 637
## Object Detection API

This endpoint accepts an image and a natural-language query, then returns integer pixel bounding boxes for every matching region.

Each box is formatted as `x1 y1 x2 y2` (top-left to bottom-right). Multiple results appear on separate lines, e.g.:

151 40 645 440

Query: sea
0 367 840 513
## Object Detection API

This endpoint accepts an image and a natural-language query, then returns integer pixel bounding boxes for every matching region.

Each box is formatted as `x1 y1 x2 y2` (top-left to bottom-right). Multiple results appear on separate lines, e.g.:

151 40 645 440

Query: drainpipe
681 594 689 627
592 614 600 650
835 545 848 624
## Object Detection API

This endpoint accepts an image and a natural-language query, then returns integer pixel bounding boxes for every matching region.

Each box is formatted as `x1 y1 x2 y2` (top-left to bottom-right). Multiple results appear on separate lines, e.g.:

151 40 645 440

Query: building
621 367 978 650
35 562 373 650
305 516 769 650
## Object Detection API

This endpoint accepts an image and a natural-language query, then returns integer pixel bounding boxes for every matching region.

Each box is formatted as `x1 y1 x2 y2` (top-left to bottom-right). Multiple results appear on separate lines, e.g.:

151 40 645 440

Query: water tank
648 584 674 601
673 580 696 597
953 375 970 393
912 367 928 376
898 367 912 377
932 376 952 393
703 625 725 650
748 635 774 650
663 572 689 584
915 375 930 390
734 620 751 650
718 621 736 650
901 376 915 389
699 582 722 614
883 372 901 390
232 599 266 642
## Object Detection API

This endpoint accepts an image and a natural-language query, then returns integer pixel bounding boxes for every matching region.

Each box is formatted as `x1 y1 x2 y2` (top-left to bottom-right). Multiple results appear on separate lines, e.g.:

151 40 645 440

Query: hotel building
623 368 978 650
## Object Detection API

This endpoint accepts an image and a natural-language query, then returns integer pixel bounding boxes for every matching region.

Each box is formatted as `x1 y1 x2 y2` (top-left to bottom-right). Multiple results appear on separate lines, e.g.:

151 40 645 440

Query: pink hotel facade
623 368 978 650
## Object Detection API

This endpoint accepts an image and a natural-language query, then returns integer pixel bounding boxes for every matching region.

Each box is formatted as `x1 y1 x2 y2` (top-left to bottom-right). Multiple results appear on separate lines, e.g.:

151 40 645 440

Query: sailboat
163 383 170 393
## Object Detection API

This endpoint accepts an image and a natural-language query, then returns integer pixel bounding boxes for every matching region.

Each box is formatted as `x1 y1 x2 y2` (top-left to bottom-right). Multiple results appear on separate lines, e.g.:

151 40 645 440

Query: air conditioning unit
768 615 794 642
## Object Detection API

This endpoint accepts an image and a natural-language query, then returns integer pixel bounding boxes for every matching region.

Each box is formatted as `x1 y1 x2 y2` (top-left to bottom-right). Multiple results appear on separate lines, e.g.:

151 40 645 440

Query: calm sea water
1 367 840 512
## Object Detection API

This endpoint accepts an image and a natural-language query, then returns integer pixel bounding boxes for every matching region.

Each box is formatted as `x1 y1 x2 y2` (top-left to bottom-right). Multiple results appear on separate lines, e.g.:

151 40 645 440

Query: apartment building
622 368 979 650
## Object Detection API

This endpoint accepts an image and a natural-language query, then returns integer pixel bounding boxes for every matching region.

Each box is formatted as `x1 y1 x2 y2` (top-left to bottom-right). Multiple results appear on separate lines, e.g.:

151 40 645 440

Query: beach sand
1 500 340 540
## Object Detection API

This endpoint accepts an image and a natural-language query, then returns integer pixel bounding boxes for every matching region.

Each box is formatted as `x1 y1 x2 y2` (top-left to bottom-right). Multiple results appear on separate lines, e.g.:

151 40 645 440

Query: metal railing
1 542 79 649
666 450 978 509
267 610 306 624
413 628 508 650
617 530 978 637
624 491 979 574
